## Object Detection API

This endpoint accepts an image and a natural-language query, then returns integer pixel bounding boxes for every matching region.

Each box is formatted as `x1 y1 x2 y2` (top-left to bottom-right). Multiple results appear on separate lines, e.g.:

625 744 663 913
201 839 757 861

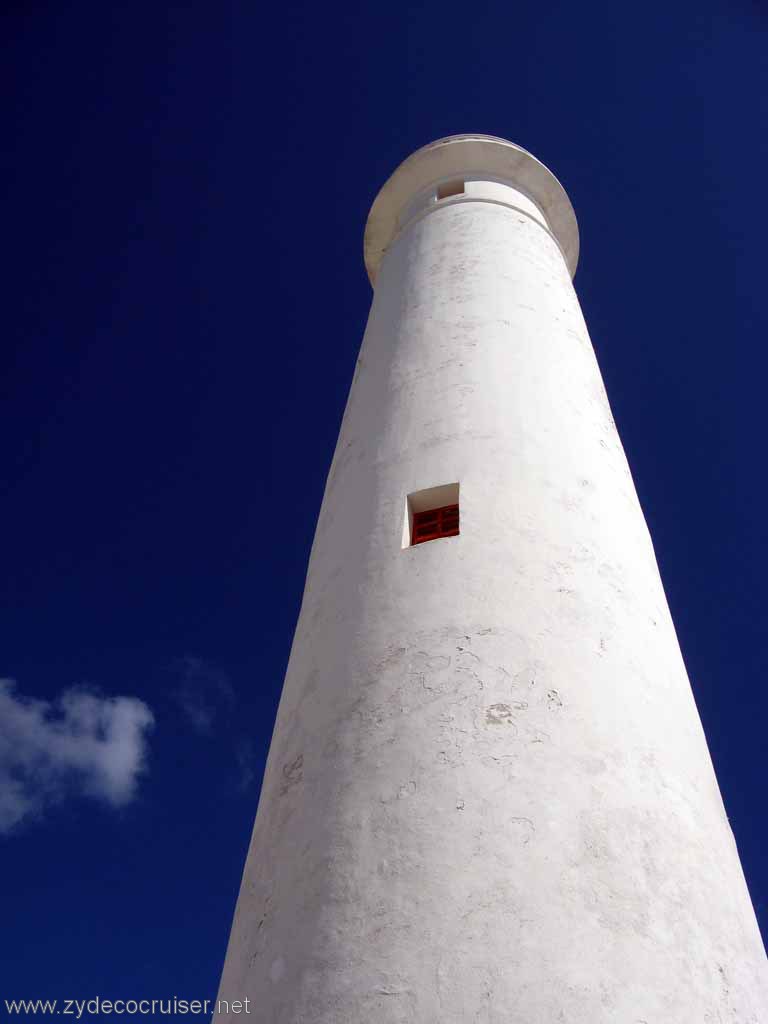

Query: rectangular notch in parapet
436 180 465 200
402 483 460 549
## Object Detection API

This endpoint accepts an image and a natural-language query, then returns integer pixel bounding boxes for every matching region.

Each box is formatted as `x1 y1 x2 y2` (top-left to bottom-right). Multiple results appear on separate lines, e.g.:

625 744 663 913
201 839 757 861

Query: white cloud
0 678 154 834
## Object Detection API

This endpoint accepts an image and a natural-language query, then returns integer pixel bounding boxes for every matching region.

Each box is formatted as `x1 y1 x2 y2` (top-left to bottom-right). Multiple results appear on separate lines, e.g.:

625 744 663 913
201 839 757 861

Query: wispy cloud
170 655 235 734
234 738 256 791
170 657 258 791
0 679 154 834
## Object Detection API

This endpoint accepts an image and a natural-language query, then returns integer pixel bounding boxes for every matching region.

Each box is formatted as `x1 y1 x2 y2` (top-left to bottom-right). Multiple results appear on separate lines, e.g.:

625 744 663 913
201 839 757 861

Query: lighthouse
215 135 768 1021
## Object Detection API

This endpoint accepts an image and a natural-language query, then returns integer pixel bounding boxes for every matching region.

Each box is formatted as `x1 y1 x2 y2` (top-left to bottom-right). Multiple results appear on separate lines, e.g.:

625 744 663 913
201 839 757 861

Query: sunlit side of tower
215 135 768 1022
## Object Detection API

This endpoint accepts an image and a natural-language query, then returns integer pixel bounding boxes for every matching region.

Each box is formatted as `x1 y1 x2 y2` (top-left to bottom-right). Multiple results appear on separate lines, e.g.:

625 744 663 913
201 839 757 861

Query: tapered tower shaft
215 135 768 1022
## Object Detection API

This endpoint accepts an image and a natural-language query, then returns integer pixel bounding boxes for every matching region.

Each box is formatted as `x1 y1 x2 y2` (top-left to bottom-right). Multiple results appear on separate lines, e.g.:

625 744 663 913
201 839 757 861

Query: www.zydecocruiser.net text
4 997 251 1017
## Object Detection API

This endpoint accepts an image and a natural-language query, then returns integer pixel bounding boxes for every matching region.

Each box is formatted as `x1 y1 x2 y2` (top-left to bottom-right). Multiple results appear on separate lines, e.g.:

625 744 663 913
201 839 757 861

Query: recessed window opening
436 180 465 200
402 483 460 549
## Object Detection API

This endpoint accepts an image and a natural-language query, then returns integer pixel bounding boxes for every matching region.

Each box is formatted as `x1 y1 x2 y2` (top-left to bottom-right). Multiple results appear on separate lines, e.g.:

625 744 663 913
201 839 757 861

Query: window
436 180 465 200
402 482 460 548
412 504 460 545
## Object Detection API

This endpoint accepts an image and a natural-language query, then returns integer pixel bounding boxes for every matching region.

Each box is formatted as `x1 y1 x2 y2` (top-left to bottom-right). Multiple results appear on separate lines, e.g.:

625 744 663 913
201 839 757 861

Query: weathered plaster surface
215 140 768 1022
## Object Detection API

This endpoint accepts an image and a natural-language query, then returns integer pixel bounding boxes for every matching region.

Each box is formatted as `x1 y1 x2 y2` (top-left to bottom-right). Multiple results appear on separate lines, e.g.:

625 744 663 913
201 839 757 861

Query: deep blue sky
2 0 767 1013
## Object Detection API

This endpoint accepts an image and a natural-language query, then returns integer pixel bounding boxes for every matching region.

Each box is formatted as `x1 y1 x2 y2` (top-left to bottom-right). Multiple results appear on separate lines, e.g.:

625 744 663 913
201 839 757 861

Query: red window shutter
412 504 460 546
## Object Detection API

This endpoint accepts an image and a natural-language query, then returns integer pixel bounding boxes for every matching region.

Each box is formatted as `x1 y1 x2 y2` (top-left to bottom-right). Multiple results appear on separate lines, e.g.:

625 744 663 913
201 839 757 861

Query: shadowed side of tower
214 135 768 1022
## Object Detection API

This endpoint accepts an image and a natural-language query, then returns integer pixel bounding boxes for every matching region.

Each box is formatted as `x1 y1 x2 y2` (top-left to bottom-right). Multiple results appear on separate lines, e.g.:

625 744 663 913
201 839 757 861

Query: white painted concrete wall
215 138 768 1022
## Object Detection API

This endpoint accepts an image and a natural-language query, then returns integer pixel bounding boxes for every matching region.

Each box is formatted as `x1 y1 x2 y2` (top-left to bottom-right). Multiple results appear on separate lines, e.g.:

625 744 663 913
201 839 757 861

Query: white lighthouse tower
215 135 768 1022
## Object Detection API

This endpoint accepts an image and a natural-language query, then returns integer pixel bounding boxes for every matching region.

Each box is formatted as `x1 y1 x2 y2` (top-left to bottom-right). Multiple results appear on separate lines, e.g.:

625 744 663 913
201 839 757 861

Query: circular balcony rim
364 134 579 284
